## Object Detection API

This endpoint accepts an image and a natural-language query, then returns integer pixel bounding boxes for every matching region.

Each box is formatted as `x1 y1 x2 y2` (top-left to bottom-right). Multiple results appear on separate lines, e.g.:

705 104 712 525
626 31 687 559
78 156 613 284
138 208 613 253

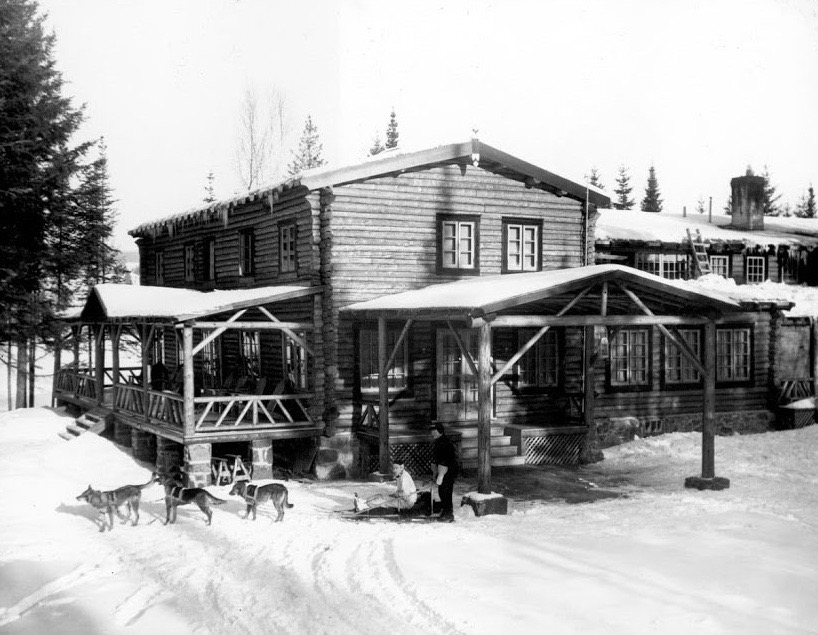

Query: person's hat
430 422 445 434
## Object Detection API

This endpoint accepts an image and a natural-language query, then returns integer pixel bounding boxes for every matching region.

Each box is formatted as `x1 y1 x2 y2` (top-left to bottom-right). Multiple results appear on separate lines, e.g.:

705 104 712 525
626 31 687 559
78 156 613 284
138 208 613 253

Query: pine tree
696 197 707 215
369 132 384 156
795 185 816 219
77 141 119 287
385 109 399 149
761 166 781 216
204 171 216 204
640 165 663 213
613 165 634 210
287 115 326 176
723 194 733 216
585 167 604 190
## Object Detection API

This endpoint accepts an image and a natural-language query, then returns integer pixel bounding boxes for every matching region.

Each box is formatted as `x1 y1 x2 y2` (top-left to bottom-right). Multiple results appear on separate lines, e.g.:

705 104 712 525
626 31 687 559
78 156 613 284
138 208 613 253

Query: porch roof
341 264 743 320
78 284 319 323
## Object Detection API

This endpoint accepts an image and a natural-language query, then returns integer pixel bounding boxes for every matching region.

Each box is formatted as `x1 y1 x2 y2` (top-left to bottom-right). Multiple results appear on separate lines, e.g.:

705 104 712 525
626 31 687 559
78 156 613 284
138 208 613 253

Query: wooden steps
59 407 111 441
455 424 526 468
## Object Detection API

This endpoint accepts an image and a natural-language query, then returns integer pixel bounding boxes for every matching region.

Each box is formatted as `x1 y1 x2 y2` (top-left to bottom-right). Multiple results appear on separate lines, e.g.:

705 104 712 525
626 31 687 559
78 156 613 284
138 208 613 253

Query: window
516 329 560 388
240 331 260 379
280 223 297 273
184 243 195 282
503 219 541 272
155 251 164 285
200 332 221 389
710 255 729 279
204 238 216 281
283 331 309 389
151 334 165 365
635 253 690 280
664 329 701 385
359 328 409 391
239 230 255 277
746 256 766 284
717 327 751 383
609 329 650 388
438 214 479 273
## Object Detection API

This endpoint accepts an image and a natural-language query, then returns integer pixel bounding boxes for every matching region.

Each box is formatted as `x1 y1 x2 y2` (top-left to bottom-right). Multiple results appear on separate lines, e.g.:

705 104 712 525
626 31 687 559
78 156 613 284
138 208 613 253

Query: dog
229 479 293 522
76 473 157 532
155 471 226 525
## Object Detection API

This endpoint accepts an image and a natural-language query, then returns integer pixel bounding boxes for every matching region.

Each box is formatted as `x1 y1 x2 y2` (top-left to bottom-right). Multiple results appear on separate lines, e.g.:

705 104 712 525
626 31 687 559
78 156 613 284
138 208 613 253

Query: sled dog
76 474 157 531
155 472 226 526
229 479 293 522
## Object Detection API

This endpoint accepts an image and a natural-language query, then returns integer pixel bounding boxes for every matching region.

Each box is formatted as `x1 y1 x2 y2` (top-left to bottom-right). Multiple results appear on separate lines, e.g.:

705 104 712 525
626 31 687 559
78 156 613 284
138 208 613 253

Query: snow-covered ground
0 408 816 634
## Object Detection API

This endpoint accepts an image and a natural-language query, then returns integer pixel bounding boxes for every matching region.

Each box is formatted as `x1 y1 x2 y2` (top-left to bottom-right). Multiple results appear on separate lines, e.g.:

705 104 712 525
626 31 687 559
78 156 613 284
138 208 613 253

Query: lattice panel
368 443 434 476
525 433 584 466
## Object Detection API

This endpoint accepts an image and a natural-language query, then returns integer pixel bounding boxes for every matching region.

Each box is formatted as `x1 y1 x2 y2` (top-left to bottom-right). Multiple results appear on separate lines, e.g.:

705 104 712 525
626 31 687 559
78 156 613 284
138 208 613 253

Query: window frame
709 255 730 279
279 222 298 274
716 325 754 387
661 327 703 389
436 213 480 275
634 252 690 280
184 243 196 282
203 237 216 282
502 218 543 274
357 326 411 394
514 327 562 391
154 250 165 285
745 255 766 284
239 230 255 277
605 327 653 392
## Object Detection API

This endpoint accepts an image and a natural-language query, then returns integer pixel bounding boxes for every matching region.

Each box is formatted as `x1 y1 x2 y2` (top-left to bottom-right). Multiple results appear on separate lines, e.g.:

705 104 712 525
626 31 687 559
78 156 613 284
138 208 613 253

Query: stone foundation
131 429 156 464
156 437 183 476
184 443 212 487
113 420 132 448
313 431 355 480
251 439 273 480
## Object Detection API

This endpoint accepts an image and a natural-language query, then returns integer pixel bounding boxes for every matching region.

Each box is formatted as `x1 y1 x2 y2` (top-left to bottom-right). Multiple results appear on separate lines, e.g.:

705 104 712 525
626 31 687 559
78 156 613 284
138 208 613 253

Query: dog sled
337 490 442 523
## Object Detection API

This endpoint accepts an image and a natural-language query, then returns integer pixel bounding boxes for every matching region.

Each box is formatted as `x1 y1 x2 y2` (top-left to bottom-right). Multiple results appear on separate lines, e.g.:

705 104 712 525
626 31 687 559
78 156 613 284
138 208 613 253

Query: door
436 329 479 421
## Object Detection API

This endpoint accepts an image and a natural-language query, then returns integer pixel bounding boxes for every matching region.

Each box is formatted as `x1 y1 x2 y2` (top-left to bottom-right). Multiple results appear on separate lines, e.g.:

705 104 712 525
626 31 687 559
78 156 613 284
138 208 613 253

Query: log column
477 322 493 494
183 323 195 439
251 438 273 479
377 317 390 476
94 325 105 405
580 325 602 464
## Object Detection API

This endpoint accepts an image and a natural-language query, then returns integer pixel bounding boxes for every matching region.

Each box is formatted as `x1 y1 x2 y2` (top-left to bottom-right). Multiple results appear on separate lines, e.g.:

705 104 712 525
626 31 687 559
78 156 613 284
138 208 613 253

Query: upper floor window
204 237 216 281
503 219 542 273
745 256 766 284
710 255 729 279
609 328 650 389
438 214 479 274
283 331 309 390
239 230 255 277
664 328 701 385
154 251 165 285
359 328 409 392
517 328 559 388
280 223 297 274
717 327 752 383
635 253 689 280
184 243 195 282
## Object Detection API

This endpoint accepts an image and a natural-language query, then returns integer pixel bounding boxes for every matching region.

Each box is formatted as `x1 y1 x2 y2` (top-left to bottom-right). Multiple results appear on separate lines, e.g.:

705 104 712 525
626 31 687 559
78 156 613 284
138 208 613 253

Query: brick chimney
730 175 765 231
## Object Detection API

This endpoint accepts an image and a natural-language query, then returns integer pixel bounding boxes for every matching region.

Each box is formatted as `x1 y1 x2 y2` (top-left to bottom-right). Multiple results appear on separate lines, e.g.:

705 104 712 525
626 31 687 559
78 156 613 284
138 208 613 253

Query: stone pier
113 420 132 448
156 437 182 476
131 428 156 464
251 439 273 480
184 443 212 487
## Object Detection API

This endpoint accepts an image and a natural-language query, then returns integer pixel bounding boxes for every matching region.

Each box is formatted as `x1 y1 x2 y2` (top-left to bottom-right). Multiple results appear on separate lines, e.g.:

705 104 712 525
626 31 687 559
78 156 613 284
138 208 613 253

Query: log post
183 323 195 440
580 325 601 463
94 325 105 405
813 318 818 399
111 325 121 412
141 324 150 427
378 317 390 476
477 321 493 494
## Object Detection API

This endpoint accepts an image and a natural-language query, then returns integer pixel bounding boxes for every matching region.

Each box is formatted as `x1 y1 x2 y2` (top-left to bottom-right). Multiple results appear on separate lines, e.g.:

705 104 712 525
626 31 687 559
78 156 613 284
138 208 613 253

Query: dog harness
242 483 259 503
170 486 187 502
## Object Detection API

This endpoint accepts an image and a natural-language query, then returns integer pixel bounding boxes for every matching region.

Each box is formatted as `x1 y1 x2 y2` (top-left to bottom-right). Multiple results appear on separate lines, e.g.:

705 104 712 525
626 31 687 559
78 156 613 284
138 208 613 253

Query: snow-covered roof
342 264 741 319
129 139 611 239
78 284 318 322
596 208 818 249
682 275 818 318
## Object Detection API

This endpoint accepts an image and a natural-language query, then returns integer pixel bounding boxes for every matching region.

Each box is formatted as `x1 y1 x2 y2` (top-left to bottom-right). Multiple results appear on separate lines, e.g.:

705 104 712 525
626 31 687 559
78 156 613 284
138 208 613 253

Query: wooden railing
115 383 184 430
358 403 380 430
193 393 314 431
55 365 98 401
104 366 142 387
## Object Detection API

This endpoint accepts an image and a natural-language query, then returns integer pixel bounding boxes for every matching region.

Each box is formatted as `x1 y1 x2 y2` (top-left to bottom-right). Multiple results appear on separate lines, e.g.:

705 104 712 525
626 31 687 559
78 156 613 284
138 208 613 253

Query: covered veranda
54 284 323 484
342 264 745 499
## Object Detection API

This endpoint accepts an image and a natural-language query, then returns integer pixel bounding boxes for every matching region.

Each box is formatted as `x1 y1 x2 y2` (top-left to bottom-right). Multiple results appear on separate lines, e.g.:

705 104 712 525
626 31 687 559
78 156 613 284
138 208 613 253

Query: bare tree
235 88 269 191
266 88 291 181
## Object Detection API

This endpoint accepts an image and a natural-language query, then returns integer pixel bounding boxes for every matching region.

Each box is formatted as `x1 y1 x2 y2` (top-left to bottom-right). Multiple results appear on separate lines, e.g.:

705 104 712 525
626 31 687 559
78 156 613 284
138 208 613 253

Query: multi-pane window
151 335 165 365
710 255 729 279
155 251 165 285
610 329 650 387
517 329 559 387
635 253 689 280
240 331 260 379
283 332 309 389
239 230 255 277
504 221 541 272
204 238 216 281
746 256 766 284
184 244 195 282
664 329 701 384
359 329 409 391
280 223 297 273
440 216 478 271
200 333 221 389
717 327 751 382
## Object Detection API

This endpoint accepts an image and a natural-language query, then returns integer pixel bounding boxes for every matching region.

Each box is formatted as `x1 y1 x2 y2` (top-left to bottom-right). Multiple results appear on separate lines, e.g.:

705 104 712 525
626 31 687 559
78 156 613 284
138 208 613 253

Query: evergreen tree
613 165 634 210
723 194 733 216
385 108 399 149
795 185 816 219
696 197 707 215
77 141 119 287
585 167 604 190
287 115 326 176
640 165 663 213
761 166 781 216
204 171 216 204
368 132 385 156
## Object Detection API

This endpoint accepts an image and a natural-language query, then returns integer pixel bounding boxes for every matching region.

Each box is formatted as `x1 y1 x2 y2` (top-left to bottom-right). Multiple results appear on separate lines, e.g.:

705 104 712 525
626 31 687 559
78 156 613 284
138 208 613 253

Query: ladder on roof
687 228 711 277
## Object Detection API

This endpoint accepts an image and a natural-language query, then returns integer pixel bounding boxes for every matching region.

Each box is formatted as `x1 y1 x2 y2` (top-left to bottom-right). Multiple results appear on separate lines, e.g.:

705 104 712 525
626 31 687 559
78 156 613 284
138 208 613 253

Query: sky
36 0 818 252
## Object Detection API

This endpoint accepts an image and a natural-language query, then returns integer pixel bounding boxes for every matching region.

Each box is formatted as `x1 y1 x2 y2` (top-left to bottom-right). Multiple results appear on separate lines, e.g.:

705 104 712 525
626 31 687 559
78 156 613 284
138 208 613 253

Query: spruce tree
761 166 781 216
369 132 384 156
696 197 707 215
585 167 604 190
77 142 119 287
287 115 326 176
613 165 635 210
795 185 816 219
640 165 663 213
385 109 399 149
204 171 216 204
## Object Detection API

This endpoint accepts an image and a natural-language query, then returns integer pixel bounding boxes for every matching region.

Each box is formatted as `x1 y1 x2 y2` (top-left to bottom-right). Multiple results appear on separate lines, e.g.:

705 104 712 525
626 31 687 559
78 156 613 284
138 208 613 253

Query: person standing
430 422 458 522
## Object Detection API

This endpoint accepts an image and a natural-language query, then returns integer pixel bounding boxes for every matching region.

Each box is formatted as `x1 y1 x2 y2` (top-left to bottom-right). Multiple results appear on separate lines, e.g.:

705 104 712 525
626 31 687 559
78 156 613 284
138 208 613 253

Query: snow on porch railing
114 383 184 430
192 393 315 431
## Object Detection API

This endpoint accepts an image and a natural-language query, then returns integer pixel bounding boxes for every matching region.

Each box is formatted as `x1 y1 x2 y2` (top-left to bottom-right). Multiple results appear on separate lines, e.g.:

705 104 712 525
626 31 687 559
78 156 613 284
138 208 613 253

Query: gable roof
78 284 319 322
341 264 745 320
129 139 610 238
